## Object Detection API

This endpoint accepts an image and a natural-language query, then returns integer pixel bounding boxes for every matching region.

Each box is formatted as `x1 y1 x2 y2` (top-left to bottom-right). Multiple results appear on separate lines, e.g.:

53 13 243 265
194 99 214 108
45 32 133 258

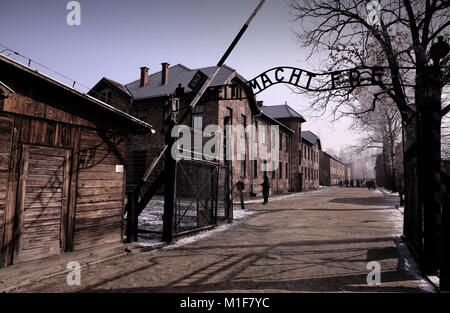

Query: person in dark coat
261 174 270 205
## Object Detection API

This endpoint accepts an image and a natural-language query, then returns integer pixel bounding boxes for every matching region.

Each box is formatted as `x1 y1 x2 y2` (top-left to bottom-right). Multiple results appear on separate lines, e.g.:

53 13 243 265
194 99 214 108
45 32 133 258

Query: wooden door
13 145 71 264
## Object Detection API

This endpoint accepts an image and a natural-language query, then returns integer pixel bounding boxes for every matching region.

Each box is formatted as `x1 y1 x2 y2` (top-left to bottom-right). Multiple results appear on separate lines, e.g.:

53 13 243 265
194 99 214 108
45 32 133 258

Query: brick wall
301 140 320 189
319 151 345 186
278 118 302 192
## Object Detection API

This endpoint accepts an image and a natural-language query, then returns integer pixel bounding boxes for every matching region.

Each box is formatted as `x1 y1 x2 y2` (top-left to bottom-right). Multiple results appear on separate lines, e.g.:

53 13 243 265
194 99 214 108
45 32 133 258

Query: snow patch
395 238 437 293
137 207 256 249
240 188 329 204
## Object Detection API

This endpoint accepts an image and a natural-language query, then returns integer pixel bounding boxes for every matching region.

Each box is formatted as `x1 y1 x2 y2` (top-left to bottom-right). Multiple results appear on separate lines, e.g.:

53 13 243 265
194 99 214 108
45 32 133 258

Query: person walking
261 174 270 205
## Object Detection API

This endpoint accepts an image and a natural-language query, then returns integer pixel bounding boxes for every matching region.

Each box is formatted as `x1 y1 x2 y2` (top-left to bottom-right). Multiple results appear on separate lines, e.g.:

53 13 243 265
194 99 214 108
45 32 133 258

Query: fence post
162 98 177 243
441 167 450 290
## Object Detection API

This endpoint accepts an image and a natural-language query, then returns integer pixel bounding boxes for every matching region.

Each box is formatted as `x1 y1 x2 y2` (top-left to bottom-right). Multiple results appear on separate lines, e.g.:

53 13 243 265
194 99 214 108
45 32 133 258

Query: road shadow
74 236 426 293
328 197 393 206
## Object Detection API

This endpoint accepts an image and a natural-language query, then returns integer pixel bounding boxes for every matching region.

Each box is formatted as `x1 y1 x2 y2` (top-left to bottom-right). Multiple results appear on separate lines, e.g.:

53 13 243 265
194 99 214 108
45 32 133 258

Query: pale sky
0 0 362 153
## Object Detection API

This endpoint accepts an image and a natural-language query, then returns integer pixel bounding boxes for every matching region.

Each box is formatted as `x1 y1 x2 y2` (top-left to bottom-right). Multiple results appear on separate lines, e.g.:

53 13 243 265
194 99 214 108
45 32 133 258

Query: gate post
440 166 450 290
162 98 177 243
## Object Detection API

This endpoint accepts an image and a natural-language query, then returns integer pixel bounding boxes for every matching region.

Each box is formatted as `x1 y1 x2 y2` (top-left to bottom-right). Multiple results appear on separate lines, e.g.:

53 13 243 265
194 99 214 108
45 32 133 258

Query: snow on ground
395 238 437 293
379 187 400 197
377 189 437 292
239 187 330 204
138 196 164 232
137 206 255 248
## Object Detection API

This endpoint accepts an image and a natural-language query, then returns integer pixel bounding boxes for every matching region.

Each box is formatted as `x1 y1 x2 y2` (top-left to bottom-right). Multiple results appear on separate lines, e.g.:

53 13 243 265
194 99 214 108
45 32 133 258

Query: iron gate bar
175 162 217 227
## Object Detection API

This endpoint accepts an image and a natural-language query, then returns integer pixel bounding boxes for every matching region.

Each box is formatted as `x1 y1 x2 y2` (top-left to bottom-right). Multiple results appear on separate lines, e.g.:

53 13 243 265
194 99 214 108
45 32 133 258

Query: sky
0 0 362 153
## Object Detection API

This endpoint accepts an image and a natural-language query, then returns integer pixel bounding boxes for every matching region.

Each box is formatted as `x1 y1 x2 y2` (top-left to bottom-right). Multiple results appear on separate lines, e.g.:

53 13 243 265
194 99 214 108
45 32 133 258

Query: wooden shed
0 55 152 268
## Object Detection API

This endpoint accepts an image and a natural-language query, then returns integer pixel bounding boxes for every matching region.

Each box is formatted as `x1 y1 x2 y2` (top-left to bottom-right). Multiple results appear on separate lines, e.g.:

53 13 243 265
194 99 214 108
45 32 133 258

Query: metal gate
174 159 230 235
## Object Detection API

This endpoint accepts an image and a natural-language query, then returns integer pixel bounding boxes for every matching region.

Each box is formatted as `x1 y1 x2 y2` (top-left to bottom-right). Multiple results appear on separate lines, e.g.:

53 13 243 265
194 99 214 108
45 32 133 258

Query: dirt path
17 187 432 292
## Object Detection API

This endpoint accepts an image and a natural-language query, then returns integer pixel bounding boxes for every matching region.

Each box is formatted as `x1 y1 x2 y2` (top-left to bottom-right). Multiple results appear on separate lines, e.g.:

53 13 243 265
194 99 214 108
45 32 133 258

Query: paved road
19 187 431 292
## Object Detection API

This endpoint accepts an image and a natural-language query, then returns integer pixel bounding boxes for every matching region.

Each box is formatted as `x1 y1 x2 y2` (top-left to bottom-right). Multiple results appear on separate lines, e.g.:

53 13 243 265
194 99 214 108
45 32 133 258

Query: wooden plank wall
0 113 12 262
1 112 128 266
15 146 70 263
74 129 127 250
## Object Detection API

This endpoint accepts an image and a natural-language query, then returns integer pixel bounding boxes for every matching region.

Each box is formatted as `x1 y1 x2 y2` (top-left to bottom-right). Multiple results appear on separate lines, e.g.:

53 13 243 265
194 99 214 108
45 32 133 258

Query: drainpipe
288 132 292 191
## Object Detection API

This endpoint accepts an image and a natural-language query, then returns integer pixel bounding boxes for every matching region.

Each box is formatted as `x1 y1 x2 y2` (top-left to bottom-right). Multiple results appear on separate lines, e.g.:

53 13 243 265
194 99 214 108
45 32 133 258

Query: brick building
319 151 345 186
300 131 321 190
89 63 299 198
260 104 306 192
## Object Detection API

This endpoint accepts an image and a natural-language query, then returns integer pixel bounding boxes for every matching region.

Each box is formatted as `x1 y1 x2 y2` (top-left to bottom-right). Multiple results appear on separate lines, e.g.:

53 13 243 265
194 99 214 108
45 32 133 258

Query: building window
192 105 204 131
285 135 289 152
101 91 112 103
241 156 246 178
231 85 242 99
136 110 147 120
299 150 302 164
272 161 276 179
241 114 247 139
279 162 282 179
271 127 276 151
279 132 282 151
253 160 258 178
261 125 267 146
285 163 288 179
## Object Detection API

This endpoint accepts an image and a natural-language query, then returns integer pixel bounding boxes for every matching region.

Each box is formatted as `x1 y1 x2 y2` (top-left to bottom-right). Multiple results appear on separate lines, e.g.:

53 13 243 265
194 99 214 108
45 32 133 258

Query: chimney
161 62 169 85
257 100 264 107
140 67 149 87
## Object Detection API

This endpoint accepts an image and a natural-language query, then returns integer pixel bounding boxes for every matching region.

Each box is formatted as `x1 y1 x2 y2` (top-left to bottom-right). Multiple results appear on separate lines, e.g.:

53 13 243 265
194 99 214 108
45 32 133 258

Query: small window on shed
136 110 147 120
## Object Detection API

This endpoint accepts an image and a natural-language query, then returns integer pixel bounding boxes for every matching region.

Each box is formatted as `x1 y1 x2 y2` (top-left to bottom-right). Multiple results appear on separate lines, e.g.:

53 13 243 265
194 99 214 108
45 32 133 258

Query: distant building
319 151 345 186
300 131 321 190
261 104 306 192
344 163 354 182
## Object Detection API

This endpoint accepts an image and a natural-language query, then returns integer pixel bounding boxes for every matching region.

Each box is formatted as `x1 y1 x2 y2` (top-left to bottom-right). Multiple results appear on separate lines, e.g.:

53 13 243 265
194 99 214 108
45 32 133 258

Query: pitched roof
104 78 132 97
260 104 306 122
259 112 294 133
302 130 321 147
89 77 133 98
321 150 343 165
125 64 237 100
0 54 153 132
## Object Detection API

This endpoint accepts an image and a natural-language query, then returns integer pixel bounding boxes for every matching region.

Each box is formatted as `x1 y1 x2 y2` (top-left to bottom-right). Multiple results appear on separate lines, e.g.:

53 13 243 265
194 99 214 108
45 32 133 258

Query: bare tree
350 91 402 190
287 0 450 272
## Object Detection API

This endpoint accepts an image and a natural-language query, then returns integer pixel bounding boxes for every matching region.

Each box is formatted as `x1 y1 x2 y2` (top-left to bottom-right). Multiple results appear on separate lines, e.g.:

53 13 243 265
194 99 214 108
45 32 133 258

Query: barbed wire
0 43 141 114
